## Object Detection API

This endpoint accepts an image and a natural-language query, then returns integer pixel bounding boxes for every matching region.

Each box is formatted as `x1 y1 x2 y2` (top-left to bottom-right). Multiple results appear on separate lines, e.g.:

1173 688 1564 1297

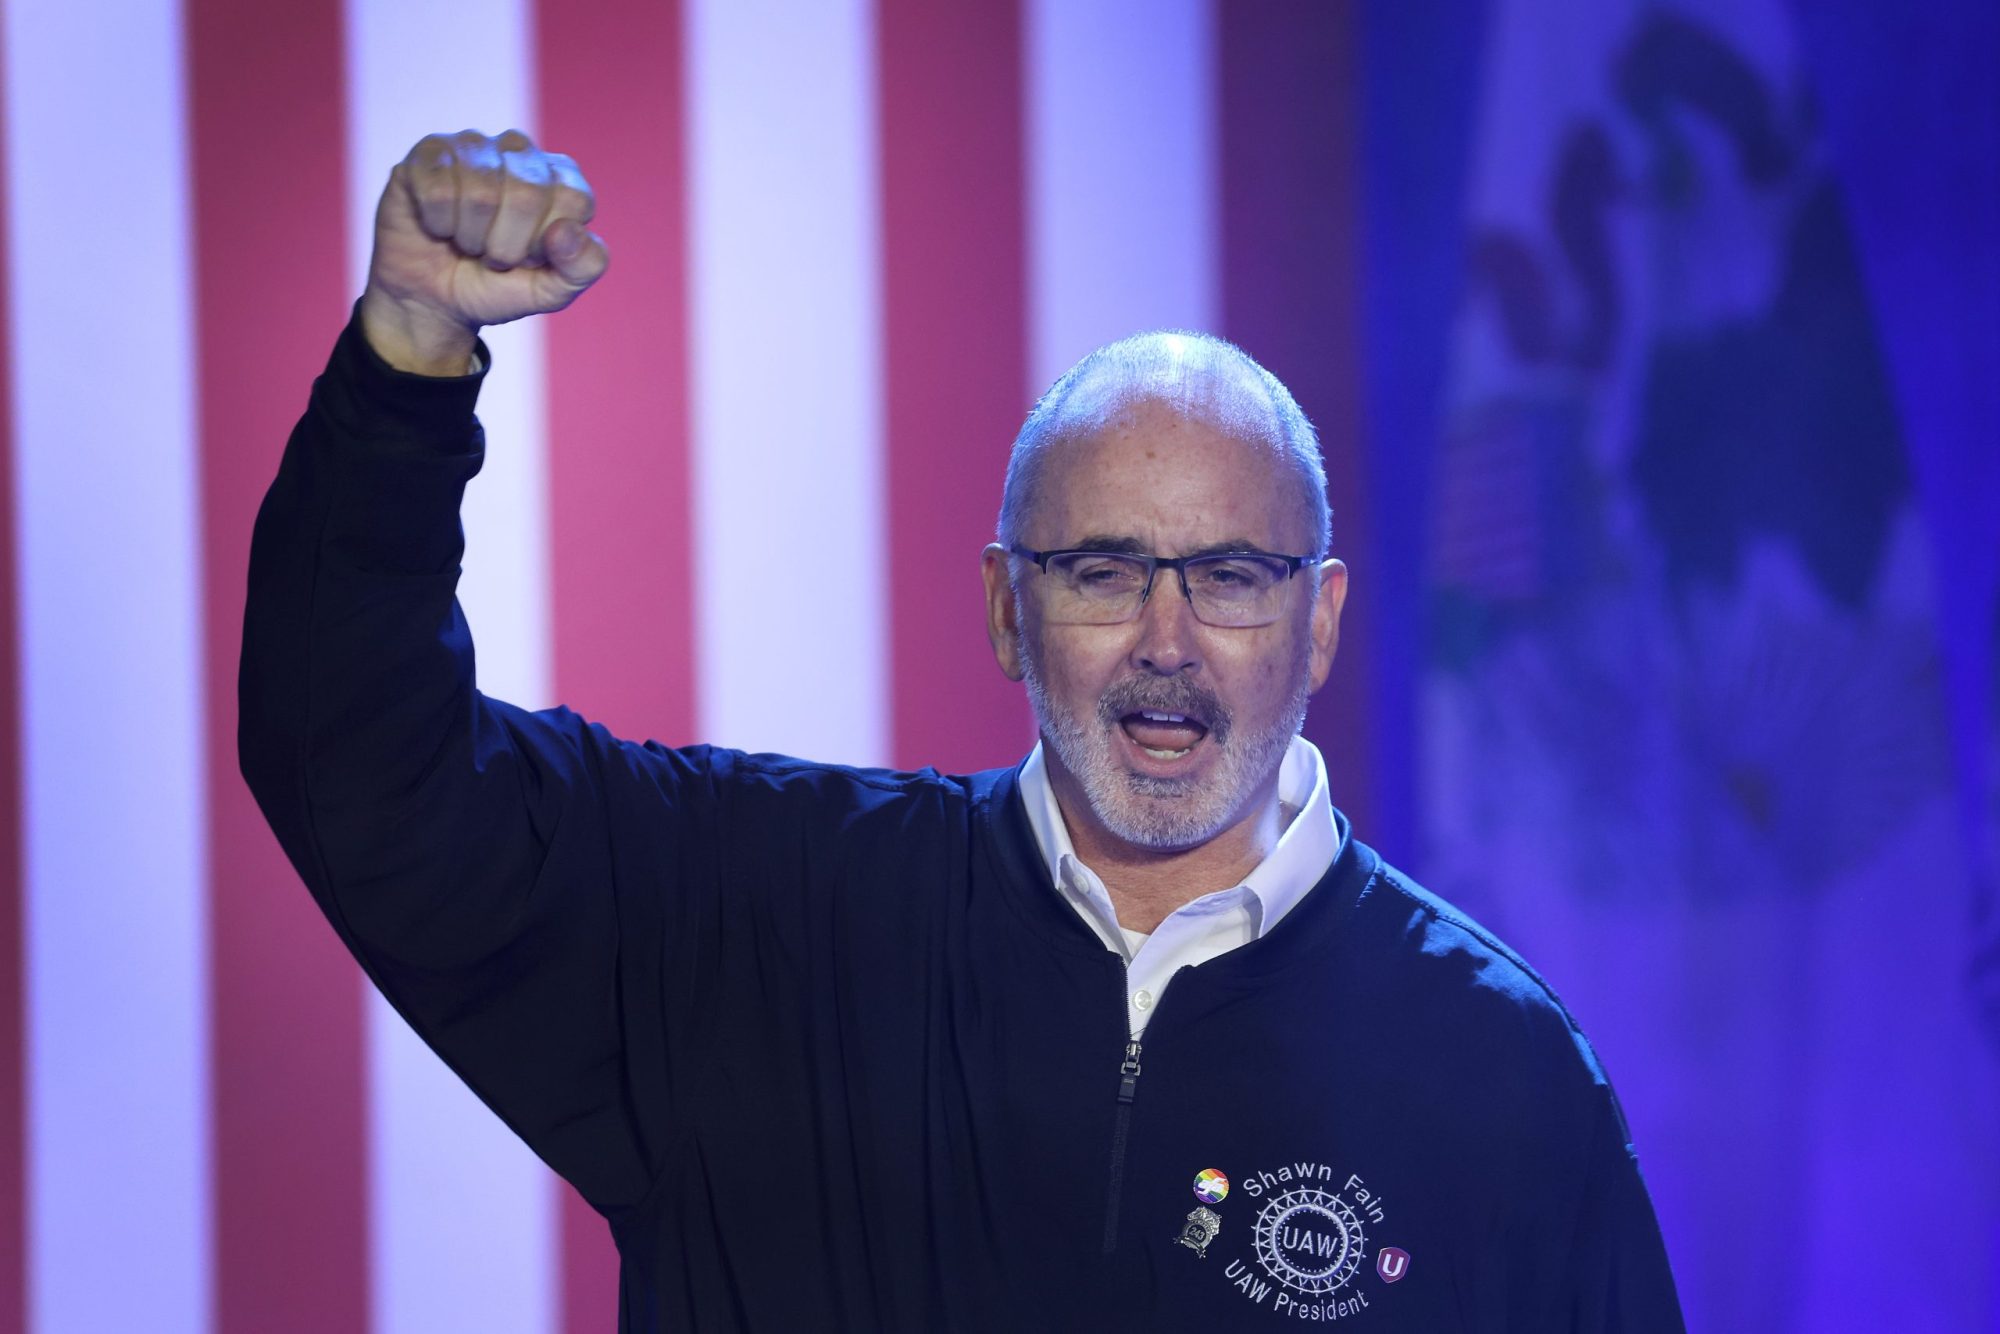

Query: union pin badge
1176 1206 1222 1258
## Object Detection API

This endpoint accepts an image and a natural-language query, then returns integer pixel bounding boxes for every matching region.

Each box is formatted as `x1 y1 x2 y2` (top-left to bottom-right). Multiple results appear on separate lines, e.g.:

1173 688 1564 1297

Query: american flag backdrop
6 0 2000 1331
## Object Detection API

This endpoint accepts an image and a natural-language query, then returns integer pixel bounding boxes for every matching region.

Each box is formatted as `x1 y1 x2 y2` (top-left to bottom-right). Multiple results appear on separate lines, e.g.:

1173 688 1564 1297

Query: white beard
1019 631 1310 852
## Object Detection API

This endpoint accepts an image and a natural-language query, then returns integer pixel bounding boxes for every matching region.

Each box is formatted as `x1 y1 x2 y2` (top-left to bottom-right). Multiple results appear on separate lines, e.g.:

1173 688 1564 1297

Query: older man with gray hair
241 129 1683 1332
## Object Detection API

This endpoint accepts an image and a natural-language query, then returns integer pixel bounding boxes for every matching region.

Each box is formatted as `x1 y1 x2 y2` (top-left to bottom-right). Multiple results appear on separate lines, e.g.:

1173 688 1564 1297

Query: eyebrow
1064 535 1275 558
1067 534 1150 555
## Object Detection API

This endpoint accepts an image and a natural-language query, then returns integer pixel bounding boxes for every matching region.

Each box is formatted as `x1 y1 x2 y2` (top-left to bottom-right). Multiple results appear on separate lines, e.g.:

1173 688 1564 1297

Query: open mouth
1118 709 1211 760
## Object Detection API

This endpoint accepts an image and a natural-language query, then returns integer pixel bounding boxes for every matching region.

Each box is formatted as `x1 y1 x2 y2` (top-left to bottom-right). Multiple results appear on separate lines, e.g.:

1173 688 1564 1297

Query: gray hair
997 330 1331 558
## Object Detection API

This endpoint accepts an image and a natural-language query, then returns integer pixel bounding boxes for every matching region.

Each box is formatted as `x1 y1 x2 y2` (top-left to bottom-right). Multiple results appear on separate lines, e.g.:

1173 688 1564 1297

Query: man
241 129 1683 1332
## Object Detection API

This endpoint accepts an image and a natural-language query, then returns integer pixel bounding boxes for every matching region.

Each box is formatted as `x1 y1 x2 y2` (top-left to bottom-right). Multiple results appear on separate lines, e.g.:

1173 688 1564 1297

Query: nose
1130 569 1201 675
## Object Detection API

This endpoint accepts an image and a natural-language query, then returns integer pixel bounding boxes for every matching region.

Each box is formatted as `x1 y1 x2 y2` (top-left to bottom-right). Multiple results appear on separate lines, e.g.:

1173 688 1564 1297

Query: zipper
1100 1036 1143 1255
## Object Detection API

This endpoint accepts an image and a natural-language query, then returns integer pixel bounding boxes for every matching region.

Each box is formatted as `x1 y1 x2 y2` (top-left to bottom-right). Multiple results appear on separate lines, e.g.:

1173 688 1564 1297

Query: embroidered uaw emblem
1251 1186 1367 1294
1177 1206 1222 1258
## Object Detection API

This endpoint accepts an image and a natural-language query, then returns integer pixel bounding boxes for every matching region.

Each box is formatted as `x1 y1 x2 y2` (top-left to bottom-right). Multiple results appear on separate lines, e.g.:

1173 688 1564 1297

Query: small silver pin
1176 1206 1222 1258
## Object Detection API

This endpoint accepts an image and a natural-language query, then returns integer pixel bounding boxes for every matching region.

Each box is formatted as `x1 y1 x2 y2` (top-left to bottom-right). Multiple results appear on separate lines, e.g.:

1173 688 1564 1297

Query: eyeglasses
1008 544 1313 627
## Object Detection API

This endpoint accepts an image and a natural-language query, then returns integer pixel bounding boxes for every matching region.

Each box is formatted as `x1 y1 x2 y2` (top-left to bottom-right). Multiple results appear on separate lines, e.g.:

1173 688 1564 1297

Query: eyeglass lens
1042 552 1292 626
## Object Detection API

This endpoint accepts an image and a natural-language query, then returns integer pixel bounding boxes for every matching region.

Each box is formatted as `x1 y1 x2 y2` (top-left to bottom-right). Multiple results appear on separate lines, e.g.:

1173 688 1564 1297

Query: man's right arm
236 132 685 1213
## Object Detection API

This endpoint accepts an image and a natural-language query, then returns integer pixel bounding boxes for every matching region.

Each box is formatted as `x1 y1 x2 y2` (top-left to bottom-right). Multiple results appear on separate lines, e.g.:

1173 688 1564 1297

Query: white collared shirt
1018 735 1343 1037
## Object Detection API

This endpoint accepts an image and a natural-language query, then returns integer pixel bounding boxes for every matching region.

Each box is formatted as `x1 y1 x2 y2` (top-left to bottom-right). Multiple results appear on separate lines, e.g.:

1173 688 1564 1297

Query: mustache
1096 676 1232 744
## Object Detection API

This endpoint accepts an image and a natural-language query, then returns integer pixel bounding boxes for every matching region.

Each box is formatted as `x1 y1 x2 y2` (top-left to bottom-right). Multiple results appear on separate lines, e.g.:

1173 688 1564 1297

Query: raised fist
361 128 608 374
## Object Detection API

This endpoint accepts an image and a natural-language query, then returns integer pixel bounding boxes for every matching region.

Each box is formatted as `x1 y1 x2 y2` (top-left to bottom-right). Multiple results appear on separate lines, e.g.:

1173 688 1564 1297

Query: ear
1306 558 1347 693
982 543 1027 681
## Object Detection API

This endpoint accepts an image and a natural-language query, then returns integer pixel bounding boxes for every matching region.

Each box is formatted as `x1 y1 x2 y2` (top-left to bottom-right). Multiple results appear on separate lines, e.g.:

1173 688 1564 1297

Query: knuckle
451 132 502 168
549 160 596 212
409 157 452 190
505 151 552 186
410 133 454 165
450 131 494 159
417 188 457 220
458 185 501 216
412 160 453 192
455 159 503 194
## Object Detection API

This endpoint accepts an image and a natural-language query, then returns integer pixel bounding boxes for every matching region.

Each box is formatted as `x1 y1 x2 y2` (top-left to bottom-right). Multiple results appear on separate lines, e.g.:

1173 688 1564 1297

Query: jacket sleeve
1559 1086 1686 1332
237 310 701 1213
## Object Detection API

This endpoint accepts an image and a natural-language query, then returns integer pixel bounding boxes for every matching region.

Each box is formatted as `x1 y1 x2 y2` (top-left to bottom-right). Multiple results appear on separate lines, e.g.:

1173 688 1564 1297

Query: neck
1049 768 1286 935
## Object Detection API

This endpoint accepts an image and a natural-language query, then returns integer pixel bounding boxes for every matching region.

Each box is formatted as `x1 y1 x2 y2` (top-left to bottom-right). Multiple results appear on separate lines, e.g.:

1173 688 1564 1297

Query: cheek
1031 625 1129 697
1219 628 1310 716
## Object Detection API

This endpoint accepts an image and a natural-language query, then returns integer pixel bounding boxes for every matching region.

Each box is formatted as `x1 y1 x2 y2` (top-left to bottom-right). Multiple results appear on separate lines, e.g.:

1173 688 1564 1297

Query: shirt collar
1017 733 1341 941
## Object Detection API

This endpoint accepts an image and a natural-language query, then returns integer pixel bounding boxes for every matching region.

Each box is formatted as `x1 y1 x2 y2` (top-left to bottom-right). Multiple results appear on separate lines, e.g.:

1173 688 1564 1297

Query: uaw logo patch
1194 1160 1403 1321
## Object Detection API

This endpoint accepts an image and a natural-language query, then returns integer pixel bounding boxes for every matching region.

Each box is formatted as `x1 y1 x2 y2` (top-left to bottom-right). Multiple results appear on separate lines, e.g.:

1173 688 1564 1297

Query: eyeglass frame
1005 543 1316 627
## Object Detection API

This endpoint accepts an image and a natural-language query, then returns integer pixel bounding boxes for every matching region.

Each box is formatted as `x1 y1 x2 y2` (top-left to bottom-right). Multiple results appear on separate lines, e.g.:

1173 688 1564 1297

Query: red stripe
1216 4 1378 836
185 2 368 1329
0 27 25 1327
536 0 693 1326
878 0 1034 774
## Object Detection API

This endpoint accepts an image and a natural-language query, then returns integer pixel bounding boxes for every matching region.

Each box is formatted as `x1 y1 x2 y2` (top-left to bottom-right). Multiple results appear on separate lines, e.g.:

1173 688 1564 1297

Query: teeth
1139 711 1189 723
1141 745 1193 760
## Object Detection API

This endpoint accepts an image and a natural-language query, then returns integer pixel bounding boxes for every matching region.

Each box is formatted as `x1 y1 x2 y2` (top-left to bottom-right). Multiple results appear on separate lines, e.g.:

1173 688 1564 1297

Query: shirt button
1133 989 1154 1012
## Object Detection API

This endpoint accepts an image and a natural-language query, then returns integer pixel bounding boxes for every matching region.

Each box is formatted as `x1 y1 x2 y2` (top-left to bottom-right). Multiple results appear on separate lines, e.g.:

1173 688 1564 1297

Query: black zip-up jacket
238 315 1685 1332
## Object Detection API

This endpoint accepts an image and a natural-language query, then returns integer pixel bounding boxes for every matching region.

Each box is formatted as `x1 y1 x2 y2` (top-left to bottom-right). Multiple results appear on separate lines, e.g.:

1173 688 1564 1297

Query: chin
1092 791 1243 853
1025 673 1305 856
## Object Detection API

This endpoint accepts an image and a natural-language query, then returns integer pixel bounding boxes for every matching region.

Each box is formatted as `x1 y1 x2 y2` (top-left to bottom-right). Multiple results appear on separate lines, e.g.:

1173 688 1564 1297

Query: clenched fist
361 128 609 375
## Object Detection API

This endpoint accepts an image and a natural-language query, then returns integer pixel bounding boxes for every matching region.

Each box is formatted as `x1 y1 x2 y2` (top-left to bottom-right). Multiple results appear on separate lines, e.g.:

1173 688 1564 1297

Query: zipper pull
1117 1039 1143 1104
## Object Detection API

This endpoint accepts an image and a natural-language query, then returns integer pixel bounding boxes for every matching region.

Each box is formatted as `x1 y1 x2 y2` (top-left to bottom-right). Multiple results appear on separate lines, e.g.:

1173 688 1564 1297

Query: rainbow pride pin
1192 1168 1229 1204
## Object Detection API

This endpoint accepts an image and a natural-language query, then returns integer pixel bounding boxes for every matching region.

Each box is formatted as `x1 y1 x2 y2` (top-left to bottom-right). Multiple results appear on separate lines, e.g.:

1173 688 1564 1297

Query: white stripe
688 0 886 763
346 1 556 1329
1025 0 1218 392
4 1 210 1328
